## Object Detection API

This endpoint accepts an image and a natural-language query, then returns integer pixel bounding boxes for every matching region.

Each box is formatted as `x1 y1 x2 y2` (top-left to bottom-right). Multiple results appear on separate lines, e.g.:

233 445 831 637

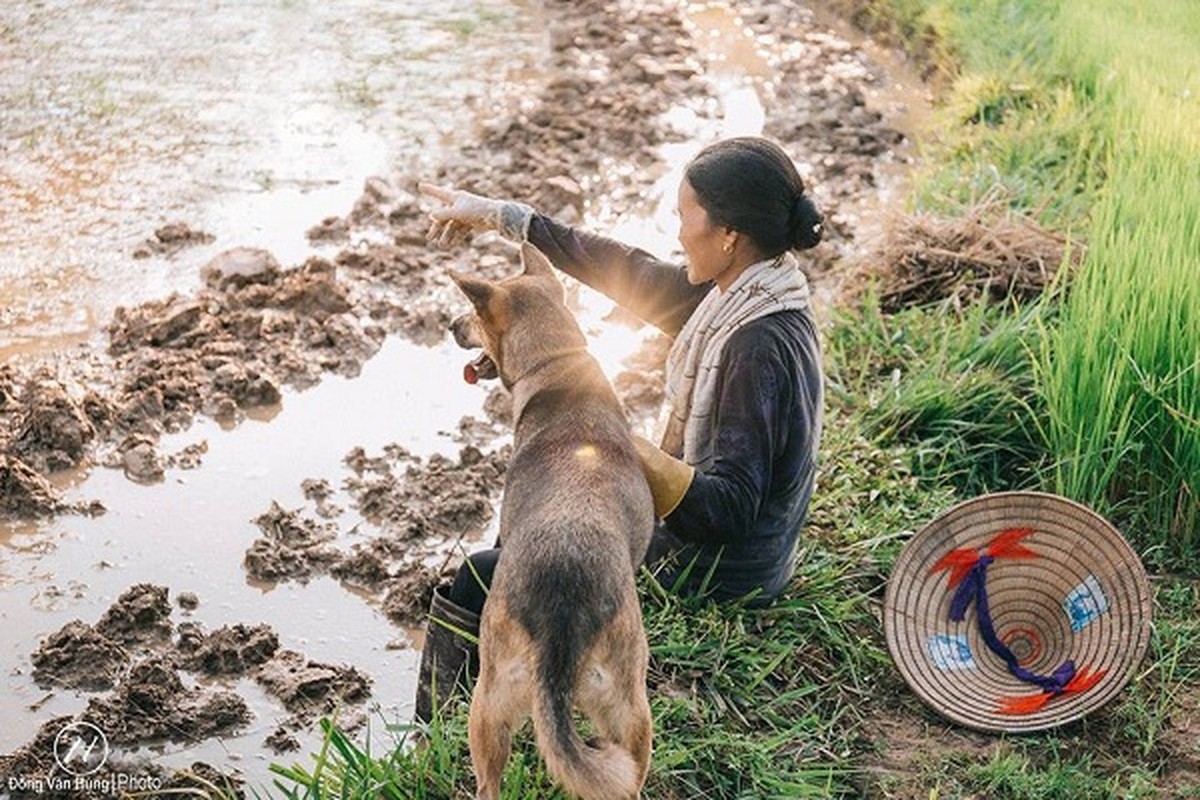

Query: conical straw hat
884 491 1152 733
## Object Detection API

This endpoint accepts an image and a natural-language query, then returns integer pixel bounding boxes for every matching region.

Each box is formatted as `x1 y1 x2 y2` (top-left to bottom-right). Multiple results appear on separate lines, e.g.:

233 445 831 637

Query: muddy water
0 0 542 360
1 0 933 792
1 0 543 786
1 337 496 779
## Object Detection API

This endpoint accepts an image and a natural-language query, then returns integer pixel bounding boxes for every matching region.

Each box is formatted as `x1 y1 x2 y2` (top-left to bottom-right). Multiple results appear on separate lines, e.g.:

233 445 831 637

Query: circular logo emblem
53 721 109 776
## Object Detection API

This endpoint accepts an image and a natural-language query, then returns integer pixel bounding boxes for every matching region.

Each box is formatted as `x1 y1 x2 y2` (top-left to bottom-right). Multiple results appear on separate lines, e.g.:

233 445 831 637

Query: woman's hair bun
790 194 823 251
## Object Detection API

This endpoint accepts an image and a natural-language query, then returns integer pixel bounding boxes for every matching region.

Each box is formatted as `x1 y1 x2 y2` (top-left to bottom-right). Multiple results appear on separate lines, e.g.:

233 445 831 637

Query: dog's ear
449 271 508 324
520 243 555 278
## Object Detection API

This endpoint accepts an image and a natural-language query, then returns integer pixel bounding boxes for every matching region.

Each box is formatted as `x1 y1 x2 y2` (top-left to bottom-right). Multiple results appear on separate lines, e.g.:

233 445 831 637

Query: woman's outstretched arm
527 214 710 337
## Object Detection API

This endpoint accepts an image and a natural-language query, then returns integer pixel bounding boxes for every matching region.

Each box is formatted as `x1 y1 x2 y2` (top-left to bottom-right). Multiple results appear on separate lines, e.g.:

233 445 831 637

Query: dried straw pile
866 197 1083 312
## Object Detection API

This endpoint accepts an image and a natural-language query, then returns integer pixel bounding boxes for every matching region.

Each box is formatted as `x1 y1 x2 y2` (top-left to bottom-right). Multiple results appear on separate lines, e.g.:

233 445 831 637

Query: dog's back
454 245 654 800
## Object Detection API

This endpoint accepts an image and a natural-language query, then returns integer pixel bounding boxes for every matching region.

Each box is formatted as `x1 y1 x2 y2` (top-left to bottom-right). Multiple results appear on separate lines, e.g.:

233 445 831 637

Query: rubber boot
413 584 481 725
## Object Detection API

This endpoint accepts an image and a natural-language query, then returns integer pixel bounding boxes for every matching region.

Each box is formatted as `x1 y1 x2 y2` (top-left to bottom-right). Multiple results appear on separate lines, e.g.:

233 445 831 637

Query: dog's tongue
463 353 491 385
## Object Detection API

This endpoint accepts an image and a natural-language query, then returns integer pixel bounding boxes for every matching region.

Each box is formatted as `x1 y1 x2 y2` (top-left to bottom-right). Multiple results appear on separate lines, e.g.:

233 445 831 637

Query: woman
413 136 824 723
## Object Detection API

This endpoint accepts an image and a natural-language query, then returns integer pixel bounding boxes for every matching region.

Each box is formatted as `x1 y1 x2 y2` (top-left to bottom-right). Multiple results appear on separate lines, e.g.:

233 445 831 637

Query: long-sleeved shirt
527 214 824 604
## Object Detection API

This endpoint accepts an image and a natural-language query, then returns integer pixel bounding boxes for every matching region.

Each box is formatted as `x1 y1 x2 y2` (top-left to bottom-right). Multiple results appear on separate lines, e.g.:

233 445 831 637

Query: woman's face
677 179 729 285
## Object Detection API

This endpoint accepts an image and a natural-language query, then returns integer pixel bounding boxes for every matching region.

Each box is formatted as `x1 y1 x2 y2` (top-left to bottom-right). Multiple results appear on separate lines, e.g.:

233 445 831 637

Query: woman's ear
723 229 738 254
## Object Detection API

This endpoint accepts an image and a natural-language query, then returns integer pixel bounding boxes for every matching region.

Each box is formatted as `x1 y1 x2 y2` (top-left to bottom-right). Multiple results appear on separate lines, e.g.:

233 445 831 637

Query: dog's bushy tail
523 582 638 800
516 542 642 800
530 664 640 800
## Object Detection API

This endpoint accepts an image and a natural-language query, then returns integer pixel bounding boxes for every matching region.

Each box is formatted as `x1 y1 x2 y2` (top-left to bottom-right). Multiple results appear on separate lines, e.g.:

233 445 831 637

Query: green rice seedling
1035 0 1200 570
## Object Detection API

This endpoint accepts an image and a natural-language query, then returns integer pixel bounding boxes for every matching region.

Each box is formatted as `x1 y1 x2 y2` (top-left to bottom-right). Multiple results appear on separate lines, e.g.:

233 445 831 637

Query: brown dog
448 243 655 800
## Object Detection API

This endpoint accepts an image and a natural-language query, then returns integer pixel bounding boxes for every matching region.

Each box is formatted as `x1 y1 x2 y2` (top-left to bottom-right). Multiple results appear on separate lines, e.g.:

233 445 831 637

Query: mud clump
20 591 305 771
257 442 505 626
265 726 302 753
611 333 670 425
0 454 65 518
614 369 665 418
83 657 251 745
116 433 166 483
381 563 441 627
0 716 91 798
103 252 383 451
95 583 173 644
272 263 354 319
344 445 507 541
302 477 343 518
31 621 130 691
247 444 506 592
166 441 208 471
350 176 414 226
110 298 213 353
255 650 372 752
0 716 244 800
201 247 282 290
256 650 371 721
29 585 170 691
243 502 341 582
179 622 280 675
483 386 514 425
10 380 96 472
0 364 15 409
307 215 350 243
329 540 393 586
132 221 216 259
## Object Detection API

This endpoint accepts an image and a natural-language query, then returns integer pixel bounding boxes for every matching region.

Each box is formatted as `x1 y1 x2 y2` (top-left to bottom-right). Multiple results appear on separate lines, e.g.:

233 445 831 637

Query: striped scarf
658 251 810 469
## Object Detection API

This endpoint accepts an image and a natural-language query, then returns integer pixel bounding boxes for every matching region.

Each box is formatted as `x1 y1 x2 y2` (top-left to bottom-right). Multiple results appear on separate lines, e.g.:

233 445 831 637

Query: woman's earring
722 243 733 253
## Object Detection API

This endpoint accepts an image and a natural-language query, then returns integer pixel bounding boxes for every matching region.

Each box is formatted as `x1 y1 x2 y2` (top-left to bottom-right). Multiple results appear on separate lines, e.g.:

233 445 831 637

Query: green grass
826 291 1049 496
854 0 1199 568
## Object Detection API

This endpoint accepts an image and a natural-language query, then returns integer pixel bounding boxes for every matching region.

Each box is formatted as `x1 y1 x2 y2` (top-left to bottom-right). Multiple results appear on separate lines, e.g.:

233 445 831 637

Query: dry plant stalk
864 193 1083 312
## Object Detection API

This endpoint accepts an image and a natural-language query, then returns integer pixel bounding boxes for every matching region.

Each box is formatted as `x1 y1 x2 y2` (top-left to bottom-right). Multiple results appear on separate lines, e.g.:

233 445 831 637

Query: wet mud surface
242 442 509 627
8 584 371 793
1 0 939 793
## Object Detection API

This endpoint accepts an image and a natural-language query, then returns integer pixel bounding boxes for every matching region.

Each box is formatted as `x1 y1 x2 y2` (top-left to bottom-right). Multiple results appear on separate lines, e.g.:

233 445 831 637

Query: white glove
418 182 533 247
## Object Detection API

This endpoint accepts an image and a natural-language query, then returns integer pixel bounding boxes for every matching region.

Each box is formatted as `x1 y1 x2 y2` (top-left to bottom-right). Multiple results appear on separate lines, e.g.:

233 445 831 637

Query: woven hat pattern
884 492 1153 733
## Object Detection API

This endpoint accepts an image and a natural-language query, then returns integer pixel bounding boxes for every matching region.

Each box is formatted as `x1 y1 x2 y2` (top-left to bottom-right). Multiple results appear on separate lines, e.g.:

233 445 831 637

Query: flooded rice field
1 0 929 793
0 0 542 358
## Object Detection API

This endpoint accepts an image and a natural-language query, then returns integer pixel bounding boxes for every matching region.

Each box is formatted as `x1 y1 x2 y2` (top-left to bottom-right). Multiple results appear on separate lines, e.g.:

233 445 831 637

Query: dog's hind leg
578 631 654 794
624 682 654 788
468 616 532 800
602 668 653 789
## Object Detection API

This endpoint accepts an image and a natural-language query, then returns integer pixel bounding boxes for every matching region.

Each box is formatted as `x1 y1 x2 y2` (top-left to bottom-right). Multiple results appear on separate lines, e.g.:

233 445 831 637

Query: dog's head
449 243 586 389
